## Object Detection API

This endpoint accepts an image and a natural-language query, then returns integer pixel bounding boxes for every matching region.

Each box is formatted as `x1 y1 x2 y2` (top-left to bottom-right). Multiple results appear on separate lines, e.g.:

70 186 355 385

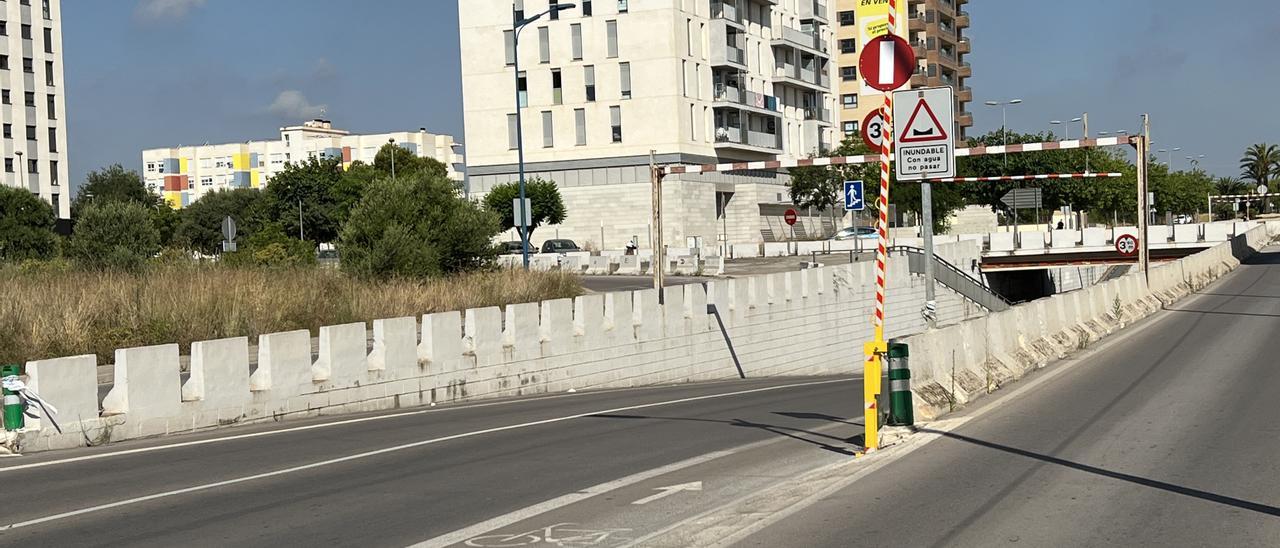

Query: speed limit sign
1115 234 1139 256
861 110 887 150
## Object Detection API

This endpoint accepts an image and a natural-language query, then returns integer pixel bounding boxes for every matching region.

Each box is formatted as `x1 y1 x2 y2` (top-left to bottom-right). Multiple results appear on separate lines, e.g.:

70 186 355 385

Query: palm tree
1214 176 1248 196
1239 143 1280 187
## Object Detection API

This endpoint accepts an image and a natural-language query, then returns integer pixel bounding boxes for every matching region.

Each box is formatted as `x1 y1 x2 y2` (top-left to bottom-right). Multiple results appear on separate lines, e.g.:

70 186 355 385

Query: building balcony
771 26 829 57
912 40 927 58
714 126 783 153
798 0 828 24
958 61 972 77
773 64 830 92
713 84 783 117
957 111 973 127
711 1 745 28
909 12 925 31
803 106 833 124
957 38 971 54
955 11 970 27
957 85 972 102
711 45 749 69
910 72 928 86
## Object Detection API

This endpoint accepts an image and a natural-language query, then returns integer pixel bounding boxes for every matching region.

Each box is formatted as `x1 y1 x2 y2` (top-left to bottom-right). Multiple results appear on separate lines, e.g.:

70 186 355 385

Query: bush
173 188 267 255
222 223 316 268
340 171 499 279
0 185 58 262
68 201 161 271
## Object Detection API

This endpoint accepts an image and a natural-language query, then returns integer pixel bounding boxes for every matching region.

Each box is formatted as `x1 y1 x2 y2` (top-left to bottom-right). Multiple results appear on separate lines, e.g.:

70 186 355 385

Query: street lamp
388 138 396 180
1049 116 1083 140
1185 154 1205 169
511 2 577 269
1156 147 1181 168
984 99 1023 170
14 150 23 192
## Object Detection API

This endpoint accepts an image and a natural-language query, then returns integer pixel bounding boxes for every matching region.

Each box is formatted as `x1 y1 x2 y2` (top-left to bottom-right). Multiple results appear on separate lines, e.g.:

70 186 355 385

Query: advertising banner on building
856 0 910 97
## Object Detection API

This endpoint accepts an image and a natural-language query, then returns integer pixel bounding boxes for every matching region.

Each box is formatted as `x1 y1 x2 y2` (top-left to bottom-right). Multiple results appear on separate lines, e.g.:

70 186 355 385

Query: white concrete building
460 0 839 249
141 120 465 208
0 0 69 218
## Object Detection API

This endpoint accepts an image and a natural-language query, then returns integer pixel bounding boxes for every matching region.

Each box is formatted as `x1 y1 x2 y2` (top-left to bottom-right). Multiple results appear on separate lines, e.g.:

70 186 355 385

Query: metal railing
715 126 782 150
890 246 1013 311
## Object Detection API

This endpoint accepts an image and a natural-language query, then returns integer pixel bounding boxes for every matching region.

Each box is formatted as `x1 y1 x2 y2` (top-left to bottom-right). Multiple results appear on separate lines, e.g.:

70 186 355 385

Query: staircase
889 246 1012 312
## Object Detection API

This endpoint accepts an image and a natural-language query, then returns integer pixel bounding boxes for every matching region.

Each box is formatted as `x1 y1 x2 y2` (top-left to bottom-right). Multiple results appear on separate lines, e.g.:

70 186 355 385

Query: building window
28 159 38 174
24 91 34 107
513 0 524 21
507 113 519 150
2 90 9 105
583 0 592 16
606 20 618 58
47 127 55 152
516 72 527 107
0 22 7 36
538 27 550 63
619 62 631 99
21 24 31 40
843 121 858 136
0 56 8 70
571 23 582 60
541 111 554 147
838 11 855 26
22 58 32 74
4 158 11 173
45 61 53 85
504 30 515 66
42 0 50 19
46 94 55 119
839 39 856 54
618 0 628 13
25 125 36 141
3 124 10 139
551 68 563 104
840 66 857 81
610 105 622 142
584 65 595 101
574 108 586 145
42 28 51 53
841 93 858 108
49 161 57 186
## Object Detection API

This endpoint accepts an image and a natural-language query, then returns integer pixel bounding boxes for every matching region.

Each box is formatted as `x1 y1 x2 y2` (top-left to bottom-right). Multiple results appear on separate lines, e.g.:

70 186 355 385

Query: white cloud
135 0 207 22
267 90 327 121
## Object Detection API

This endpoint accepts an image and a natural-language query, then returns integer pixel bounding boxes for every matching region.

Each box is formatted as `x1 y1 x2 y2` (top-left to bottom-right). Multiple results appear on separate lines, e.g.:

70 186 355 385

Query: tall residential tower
1 0 69 218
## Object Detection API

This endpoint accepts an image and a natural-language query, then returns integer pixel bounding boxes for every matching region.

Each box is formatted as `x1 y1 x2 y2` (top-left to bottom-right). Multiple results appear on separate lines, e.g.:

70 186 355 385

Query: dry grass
0 265 582 364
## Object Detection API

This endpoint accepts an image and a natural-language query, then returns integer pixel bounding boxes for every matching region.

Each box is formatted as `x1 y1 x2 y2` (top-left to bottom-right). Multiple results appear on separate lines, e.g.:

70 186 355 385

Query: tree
0 185 58 262
1215 176 1249 196
173 188 268 255
373 143 448 180
481 177 567 239
340 171 499 279
72 164 177 246
262 156 348 244
1240 143 1280 187
68 201 161 271
222 223 316 268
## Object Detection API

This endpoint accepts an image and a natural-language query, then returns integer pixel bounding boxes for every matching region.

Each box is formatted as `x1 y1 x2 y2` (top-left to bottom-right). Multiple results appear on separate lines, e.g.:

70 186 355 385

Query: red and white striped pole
863 0 898 452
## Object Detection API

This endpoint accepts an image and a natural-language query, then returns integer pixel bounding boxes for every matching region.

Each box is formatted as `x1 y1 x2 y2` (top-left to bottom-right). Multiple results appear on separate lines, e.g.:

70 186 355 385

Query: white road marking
0 378 851 532
630 481 702 506
878 40 895 85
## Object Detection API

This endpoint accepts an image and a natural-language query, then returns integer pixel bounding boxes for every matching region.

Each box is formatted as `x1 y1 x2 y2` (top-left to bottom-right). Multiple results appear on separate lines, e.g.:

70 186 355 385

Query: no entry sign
784 208 798 226
858 34 914 92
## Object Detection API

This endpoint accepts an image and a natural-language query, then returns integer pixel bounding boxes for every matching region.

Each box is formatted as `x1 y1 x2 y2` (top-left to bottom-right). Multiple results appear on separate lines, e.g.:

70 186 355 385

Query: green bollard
886 343 913 427
2 364 23 432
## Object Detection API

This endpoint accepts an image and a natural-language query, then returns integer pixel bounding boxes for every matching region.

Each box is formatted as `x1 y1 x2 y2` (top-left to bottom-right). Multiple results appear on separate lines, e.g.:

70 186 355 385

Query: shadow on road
919 428 1280 519
586 413 862 456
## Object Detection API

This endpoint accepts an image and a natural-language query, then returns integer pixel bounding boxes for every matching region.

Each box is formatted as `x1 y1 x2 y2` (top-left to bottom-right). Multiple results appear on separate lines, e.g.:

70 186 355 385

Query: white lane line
0 378 820 474
0 378 851 532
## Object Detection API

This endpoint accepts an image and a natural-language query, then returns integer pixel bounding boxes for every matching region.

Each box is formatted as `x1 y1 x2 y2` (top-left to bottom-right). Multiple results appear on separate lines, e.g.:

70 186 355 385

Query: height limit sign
892 86 955 181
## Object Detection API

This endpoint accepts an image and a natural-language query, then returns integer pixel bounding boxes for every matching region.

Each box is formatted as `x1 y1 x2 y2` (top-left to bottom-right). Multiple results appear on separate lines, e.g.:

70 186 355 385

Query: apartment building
835 0 971 144
0 0 69 218
141 120 465 208
460 0 841 249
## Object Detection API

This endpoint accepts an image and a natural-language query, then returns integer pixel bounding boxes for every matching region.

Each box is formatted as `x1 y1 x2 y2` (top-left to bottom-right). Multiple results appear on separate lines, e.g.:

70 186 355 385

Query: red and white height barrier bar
661 136 1134 175
934 172 1123 183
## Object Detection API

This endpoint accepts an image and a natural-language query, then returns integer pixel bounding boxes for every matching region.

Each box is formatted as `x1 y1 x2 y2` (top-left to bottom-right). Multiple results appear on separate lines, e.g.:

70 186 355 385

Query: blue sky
64 0 1279 188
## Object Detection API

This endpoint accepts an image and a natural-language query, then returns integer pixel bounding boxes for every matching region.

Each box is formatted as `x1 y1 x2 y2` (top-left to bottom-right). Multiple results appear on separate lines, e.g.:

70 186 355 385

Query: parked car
500 241 531 255
830 226 878 240
1174 214 1194 225
540 239 582 253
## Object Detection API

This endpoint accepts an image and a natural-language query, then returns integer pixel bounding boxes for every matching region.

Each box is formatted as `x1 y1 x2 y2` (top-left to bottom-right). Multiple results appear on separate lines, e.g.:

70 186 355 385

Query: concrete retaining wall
13 247 989 452
906 222 1278 420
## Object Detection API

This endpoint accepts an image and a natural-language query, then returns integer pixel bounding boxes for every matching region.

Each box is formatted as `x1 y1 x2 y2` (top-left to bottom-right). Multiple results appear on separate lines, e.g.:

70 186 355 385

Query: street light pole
511 3 577 270
984 99 1022 171
14 151 23 192
389 138 396 180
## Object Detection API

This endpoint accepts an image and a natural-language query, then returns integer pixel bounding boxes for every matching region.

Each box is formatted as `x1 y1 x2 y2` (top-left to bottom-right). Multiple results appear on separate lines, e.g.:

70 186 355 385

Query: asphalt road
0 376 864 547
741 246 1280 547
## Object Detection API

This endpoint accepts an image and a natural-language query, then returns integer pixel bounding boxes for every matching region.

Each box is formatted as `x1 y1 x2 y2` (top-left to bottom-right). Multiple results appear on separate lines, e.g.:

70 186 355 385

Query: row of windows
0 56 58 85
0 21 55 52
516 61 630 107
4 158 57 179
507 19 620 66
514 0 626 21
1 123 58 151
0 90 59 117
507 105 623 149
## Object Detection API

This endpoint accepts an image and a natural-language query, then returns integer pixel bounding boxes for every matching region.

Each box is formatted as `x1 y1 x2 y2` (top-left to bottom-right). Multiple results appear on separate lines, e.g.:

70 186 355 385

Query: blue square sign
844 180 865 211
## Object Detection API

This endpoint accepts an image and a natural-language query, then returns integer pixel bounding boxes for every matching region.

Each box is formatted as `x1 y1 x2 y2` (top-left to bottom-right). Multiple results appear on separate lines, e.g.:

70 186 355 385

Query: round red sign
861 110 887 150
1115 234 1139 256
858 34 915 92
784 209 798 226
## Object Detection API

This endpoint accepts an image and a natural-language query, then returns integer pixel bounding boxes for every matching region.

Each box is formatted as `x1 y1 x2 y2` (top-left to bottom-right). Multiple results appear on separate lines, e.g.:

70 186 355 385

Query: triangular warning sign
899 98 948 143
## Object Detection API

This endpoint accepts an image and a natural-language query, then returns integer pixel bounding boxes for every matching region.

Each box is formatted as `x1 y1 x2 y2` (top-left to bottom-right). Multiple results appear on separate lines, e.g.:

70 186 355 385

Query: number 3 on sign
862 110 887 150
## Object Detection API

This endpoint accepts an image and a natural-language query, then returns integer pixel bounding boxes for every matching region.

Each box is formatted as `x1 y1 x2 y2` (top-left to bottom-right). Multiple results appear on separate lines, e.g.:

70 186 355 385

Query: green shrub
223 223 316 268
68 201 161 271
0 185 58 262
340 171 499 279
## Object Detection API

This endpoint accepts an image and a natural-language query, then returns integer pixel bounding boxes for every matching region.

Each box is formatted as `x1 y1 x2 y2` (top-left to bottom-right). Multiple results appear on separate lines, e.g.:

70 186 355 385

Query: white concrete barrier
183 336 250 409
1082 228 1108 247
26 355 97 432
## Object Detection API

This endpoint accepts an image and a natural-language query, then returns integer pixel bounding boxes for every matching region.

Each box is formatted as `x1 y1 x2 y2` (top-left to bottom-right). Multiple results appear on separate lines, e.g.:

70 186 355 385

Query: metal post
920 180 937 328
298 199 304 241
886 342 913 426
2 364 23 432
651 150 664 293
389 138 397 180
513 6 531 270
1136 115 1151 280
